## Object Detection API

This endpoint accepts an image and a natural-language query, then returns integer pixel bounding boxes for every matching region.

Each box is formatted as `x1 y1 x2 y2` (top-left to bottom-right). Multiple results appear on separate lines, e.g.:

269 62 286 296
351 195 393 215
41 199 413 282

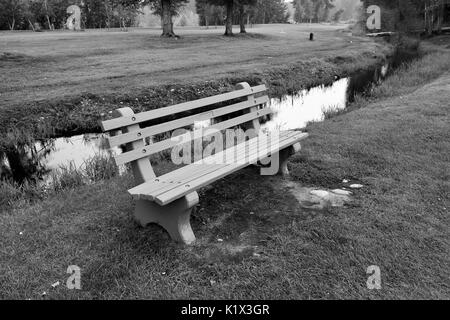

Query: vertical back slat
112 107 156 184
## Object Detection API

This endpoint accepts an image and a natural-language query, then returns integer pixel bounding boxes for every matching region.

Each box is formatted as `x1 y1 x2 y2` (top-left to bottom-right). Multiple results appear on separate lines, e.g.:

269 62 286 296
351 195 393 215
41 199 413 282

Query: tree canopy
292 0 335 23
0 0 145 30
361 0 446 33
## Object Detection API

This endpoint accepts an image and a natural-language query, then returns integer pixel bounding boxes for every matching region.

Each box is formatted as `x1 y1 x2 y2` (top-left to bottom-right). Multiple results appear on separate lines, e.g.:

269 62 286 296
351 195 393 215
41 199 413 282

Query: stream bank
0 36 422 184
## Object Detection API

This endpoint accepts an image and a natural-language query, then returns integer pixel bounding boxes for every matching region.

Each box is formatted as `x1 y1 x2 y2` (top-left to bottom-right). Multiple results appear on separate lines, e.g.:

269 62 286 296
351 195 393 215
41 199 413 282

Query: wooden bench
100 82 308 244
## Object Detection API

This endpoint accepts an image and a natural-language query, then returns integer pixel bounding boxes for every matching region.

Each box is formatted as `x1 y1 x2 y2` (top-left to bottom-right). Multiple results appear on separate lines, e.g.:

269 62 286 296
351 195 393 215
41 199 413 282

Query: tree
235 0 256 33
84 0 142 29
293 0 314 23
293 0 335 23
196 0 210 27
0 0 26 30
332 8 344 22
84 0 107 28
196 0 225 28
198 0 258 33
312 0 334 22
204 0 254 35
362 0 438 33
110 0 182 36
248 0 289 24
293 0 303 22
148 0 188 37
424 0 446 35
208 0 235 35
26 0 76 30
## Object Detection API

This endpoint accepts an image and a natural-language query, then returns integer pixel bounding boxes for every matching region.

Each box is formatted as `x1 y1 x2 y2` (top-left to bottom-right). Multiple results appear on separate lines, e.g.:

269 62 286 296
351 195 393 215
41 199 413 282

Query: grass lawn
0 38 448 299
0 24 390 139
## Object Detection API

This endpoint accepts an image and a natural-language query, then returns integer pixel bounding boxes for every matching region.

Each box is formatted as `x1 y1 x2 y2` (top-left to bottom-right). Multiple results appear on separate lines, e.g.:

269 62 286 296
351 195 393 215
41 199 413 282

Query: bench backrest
100 82 270 167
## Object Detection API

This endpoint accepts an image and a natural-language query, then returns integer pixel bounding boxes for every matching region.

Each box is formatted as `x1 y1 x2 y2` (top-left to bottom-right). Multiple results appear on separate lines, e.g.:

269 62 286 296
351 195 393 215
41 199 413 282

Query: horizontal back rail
114 107 272 166
101 84 267 132
107 95 269 148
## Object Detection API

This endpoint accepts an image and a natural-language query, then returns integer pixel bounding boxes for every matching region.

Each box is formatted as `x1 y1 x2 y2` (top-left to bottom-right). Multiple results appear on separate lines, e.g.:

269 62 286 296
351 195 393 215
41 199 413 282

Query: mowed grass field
0 24 385 110
0 38 449 300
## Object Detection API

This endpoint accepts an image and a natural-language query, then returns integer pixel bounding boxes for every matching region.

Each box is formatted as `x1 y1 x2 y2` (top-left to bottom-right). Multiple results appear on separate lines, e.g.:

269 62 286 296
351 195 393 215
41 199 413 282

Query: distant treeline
8 0 439 35
0 0 142 31
195 0 290 27
0 0 291 31
292 0 339 23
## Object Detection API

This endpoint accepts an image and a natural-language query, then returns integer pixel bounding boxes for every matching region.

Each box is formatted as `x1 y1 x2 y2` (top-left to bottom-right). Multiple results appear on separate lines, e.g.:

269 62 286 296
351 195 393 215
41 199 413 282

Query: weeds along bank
0 154 120 208
0 37 448 212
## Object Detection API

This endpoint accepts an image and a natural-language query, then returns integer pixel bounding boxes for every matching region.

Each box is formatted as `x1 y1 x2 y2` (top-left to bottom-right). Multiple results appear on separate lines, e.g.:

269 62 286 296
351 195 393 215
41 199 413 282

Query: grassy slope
0 39 448 300
0 24 390 139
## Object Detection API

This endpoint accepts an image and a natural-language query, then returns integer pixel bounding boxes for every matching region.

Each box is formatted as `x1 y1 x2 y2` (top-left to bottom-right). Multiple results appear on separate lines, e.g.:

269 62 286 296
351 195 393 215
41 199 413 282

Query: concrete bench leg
278 143 302 177
133 192 199 245
260 142 302 177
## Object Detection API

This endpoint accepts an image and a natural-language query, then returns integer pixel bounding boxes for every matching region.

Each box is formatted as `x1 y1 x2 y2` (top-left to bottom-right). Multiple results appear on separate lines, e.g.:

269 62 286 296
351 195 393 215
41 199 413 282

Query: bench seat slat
129 131 278 198
101 85 267 131
127 132 274 197
150 131 302 200
114 106 273 166
154 132 307 205
129 131 308 205
128 164 225 197
107 95 269 148
128 131 291 200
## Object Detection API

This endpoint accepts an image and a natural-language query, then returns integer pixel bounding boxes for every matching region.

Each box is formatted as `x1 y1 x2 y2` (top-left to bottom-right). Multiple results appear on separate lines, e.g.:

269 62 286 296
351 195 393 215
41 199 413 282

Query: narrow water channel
0 60 392 183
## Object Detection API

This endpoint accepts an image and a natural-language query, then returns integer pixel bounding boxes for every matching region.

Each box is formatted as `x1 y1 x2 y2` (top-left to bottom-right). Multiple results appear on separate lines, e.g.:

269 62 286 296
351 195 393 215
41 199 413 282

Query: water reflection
261 78 349 131
43 134 119 170
0 142 51 183
0 134 121 183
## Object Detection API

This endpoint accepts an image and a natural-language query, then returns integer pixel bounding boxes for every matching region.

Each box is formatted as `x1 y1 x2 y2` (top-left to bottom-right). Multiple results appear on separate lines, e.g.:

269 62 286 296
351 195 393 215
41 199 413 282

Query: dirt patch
282 180 352 210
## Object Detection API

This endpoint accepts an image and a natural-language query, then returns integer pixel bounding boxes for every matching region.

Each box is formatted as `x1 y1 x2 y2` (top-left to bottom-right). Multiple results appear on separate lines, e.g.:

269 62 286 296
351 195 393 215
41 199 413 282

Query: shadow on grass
74 166 329 297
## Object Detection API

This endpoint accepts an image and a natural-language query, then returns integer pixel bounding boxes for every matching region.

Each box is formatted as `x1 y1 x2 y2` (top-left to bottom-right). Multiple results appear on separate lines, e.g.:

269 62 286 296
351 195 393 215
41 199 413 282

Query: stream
0 59 394 183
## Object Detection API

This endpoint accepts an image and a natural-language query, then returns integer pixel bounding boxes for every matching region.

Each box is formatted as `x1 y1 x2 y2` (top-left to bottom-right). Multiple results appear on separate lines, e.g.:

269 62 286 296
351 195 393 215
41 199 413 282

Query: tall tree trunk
161 0 176 37
28 19 35 31
44 0 53 30
105 2 111 29
436 1 444 33
9 18 15 30
46 15 52 30
205 5 210 29
239 4 246 33
224 0 234 36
